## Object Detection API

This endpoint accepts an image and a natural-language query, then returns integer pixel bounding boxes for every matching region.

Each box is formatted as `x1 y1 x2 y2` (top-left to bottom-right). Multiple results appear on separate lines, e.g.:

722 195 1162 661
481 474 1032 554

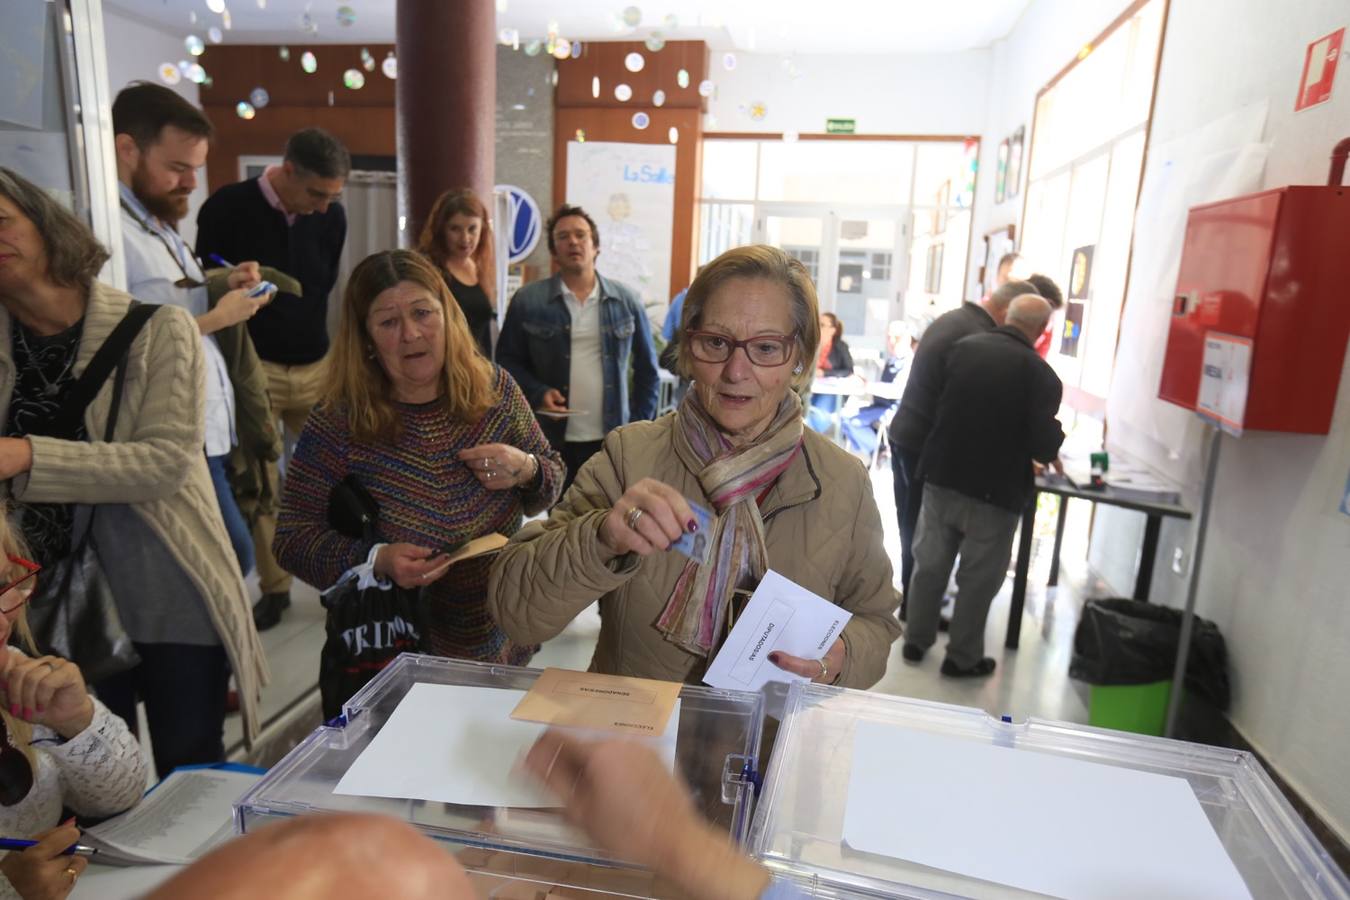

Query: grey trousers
906 484 1020 669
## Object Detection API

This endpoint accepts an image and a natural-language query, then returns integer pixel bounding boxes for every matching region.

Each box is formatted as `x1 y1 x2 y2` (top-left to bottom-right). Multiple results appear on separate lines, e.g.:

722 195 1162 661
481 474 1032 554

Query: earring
365 346 376 360
792 363 803 375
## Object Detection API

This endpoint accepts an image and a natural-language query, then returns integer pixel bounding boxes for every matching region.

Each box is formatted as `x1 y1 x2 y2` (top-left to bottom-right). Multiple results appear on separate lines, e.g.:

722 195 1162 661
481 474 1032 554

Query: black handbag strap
47 302 159 440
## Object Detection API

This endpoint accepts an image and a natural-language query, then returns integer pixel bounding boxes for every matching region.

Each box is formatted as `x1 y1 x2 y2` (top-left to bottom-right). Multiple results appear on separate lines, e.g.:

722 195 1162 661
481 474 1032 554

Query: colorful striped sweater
274 366 564 663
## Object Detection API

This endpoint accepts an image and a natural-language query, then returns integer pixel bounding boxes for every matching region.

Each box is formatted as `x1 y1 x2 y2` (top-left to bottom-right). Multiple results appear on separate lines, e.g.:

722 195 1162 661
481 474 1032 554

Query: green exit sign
826 118 856 134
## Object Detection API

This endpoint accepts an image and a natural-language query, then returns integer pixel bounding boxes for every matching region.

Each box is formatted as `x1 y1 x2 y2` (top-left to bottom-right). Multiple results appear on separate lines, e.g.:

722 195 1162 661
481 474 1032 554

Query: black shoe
253 591 290 631
940 657 996 678
901 642 925 663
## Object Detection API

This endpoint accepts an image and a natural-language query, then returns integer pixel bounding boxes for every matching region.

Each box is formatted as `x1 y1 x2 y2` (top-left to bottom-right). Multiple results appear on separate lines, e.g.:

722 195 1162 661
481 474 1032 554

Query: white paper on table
84 768 260 865
334 683 679 808
842 721 1253 900
703 570 852 693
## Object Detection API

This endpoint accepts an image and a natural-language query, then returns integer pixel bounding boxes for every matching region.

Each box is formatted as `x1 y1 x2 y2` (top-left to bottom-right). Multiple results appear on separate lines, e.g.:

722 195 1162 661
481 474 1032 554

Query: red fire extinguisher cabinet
1157 173 1350 434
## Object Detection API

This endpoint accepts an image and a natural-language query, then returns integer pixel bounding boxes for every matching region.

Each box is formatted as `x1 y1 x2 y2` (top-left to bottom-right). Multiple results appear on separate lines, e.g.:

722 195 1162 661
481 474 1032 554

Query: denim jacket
497 272 660 447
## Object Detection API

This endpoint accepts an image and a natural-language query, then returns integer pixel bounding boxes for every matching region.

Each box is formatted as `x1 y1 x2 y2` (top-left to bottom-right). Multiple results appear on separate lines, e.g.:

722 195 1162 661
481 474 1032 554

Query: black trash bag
318 580 423 722
1070 598 1230 711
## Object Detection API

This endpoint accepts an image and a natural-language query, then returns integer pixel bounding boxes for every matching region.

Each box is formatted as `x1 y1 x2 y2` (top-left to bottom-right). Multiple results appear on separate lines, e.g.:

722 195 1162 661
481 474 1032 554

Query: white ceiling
107 0 1034 55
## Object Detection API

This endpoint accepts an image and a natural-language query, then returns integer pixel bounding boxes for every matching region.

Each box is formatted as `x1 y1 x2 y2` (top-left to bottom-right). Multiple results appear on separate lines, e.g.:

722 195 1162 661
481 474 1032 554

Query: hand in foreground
457 443 537 491
0 822 88 900
0 437 33 480
770 636 845 685
374 543 453 589
524 731 771 900
226 261 262 291
214 288 267 328
539 388 569 413
0 653 94 739
598 478 697 558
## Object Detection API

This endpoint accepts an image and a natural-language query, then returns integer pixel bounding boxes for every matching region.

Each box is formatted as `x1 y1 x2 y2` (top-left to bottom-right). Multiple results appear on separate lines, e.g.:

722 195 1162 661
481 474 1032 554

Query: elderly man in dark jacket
902 294 1064 678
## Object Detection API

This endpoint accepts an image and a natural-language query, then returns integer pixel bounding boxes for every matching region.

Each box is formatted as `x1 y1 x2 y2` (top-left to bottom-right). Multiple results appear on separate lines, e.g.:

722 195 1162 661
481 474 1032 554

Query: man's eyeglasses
0 556 40 615
686 332 797 368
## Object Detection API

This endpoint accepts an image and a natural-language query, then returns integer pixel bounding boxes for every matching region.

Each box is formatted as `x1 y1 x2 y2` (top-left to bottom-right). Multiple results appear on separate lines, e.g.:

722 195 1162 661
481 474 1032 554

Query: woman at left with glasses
0 167 267 778
0 513 149 900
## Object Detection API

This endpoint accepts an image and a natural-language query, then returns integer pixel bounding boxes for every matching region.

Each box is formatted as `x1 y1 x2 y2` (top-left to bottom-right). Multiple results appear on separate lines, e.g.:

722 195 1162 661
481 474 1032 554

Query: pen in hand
0 837 98 857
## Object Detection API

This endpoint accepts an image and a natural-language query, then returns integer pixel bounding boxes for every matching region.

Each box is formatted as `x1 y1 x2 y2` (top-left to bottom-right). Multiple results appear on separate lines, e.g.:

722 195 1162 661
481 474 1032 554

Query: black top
445 272 495 360
5 320 85 564
888 302 995 451
819 338 854 378
194 177 347 366
918 326 1065 513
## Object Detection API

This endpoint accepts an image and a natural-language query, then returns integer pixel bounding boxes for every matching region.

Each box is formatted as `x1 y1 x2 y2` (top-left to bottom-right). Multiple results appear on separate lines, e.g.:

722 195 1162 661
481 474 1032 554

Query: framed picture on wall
980 224 1016 296
925 243 944 294
1069 244 1095 299
1006 127 1025 200
995 139 1010 204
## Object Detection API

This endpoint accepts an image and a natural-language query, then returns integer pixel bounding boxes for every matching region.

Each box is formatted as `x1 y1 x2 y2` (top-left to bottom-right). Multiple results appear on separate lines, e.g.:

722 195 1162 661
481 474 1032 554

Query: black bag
26 303 159 683
318 475 424 720
1069 597 1231 711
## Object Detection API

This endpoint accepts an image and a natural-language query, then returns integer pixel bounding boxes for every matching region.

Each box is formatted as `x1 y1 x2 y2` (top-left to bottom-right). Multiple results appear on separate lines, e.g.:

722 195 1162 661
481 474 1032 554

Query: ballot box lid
747 683 1349 899
235 654 763 896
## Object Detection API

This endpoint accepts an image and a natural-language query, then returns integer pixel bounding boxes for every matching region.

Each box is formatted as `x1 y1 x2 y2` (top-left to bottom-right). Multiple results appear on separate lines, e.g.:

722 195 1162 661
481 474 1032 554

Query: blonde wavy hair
0 510 39 773
324 250 499 445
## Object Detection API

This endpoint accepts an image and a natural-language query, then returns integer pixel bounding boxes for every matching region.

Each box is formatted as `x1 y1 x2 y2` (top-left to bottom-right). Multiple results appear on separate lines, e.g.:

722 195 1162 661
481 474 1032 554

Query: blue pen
206 253 234 269
0 837 98 857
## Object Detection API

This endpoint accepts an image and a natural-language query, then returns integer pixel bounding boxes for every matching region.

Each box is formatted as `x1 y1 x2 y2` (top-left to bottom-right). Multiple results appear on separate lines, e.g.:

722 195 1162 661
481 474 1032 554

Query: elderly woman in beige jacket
0 167 267 775
489 245 900 688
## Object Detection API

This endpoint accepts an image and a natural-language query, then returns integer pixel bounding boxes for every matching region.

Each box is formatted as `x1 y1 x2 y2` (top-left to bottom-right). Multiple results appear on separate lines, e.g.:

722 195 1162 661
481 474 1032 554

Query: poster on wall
564 141 676 321
1294 27 1344 112
1006 127 1025 200
1069 245 1094 300
995 140 1010 203
1060 302 1085 357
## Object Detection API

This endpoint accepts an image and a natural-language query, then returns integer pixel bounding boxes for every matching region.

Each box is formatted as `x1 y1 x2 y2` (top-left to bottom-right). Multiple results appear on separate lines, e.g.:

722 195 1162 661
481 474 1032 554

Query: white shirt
119 185 236 457
563 280 605 442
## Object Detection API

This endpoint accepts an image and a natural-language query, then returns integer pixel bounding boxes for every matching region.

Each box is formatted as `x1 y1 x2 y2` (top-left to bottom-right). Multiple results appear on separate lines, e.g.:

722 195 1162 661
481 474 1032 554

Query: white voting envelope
703 570 852 693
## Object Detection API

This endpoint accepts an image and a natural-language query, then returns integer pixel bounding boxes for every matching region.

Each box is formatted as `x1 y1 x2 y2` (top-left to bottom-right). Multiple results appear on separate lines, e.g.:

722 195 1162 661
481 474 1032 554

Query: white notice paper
843 721 1253 900
84 768 260 865
334 683 679 808
703 570 852 693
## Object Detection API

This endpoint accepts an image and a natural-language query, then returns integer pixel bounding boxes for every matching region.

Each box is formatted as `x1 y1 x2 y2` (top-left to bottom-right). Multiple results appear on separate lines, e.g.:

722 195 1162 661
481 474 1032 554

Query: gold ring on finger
626 506 644 530
65 867 78 883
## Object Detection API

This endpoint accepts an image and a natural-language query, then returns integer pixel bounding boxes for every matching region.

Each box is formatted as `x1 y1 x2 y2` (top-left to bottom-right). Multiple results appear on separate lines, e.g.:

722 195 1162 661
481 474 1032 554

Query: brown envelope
509 668 681 737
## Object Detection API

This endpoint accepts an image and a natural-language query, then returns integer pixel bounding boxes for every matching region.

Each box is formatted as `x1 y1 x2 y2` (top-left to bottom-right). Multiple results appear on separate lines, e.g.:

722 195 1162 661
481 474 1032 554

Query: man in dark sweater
888 279 1040 608
196 128 349 629
902 295 1064 677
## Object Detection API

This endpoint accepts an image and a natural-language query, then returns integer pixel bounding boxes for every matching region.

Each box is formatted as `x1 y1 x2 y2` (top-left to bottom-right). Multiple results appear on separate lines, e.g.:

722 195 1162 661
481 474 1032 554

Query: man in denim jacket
497 204 660 492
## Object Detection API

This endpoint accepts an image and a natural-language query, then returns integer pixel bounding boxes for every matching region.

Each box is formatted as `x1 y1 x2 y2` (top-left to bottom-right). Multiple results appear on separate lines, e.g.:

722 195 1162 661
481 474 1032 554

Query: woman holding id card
489 246 901 688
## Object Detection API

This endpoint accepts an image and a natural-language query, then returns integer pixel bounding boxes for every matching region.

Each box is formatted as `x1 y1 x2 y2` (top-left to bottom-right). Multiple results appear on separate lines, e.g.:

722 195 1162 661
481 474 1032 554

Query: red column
395 0 495 242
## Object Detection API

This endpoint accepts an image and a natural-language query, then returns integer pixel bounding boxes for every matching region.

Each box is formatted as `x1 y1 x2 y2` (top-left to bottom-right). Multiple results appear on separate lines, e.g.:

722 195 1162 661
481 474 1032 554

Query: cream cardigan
0 281 269 741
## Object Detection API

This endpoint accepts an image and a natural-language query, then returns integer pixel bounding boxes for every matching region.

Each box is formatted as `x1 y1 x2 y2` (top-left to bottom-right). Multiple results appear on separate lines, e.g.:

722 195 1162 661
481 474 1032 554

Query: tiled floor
224 454 1101 772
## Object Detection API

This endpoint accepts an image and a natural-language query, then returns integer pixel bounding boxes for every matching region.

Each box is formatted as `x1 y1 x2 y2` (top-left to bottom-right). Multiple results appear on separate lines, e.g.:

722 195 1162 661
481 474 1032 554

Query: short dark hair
112 82 214 150
545 204 600 257
1025 273 1064 310
284 128 351 180
0 167 110 288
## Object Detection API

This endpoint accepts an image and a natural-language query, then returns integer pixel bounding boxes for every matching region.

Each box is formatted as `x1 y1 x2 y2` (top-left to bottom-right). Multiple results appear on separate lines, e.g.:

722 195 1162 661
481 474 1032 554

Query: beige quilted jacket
488 414 901 689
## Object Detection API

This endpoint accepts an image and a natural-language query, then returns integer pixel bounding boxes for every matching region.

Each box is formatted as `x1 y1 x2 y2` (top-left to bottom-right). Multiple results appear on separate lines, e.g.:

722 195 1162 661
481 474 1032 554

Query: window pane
701 141 758 201
697 202 754 265
757 141 913 204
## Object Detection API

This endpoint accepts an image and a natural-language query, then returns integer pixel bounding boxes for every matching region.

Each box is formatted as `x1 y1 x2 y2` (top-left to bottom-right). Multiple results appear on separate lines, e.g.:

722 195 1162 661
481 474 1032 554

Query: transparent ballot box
748 683 1349 900
235 654 764 898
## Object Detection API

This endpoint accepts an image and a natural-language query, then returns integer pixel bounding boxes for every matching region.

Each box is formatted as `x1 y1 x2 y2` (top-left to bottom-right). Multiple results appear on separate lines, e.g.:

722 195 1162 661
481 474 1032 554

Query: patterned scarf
657 388 804 656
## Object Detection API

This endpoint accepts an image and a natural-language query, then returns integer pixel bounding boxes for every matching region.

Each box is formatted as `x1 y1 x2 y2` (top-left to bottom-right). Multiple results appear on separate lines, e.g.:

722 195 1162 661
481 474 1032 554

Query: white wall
101 5 207 245
1099 0 1350 844
706 50 991 137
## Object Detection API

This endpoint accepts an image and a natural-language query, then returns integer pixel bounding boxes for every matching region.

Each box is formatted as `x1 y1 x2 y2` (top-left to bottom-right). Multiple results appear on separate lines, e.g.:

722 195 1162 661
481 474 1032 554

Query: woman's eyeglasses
686 332 797 368
0 555 40 615
0 714 34 806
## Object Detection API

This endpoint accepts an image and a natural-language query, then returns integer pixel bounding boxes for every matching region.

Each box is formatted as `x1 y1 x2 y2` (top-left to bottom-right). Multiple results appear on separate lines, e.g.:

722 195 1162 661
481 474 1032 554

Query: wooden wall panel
198 44 396 189
553 41 708 298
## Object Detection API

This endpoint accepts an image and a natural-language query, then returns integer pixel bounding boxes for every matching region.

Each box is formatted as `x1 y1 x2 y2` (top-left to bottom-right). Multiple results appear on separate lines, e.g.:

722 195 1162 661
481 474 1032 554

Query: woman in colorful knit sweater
274 250 563 665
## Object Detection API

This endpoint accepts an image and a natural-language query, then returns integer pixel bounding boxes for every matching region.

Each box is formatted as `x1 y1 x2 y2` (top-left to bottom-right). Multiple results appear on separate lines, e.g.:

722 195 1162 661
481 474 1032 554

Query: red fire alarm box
1158 147 1350 434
